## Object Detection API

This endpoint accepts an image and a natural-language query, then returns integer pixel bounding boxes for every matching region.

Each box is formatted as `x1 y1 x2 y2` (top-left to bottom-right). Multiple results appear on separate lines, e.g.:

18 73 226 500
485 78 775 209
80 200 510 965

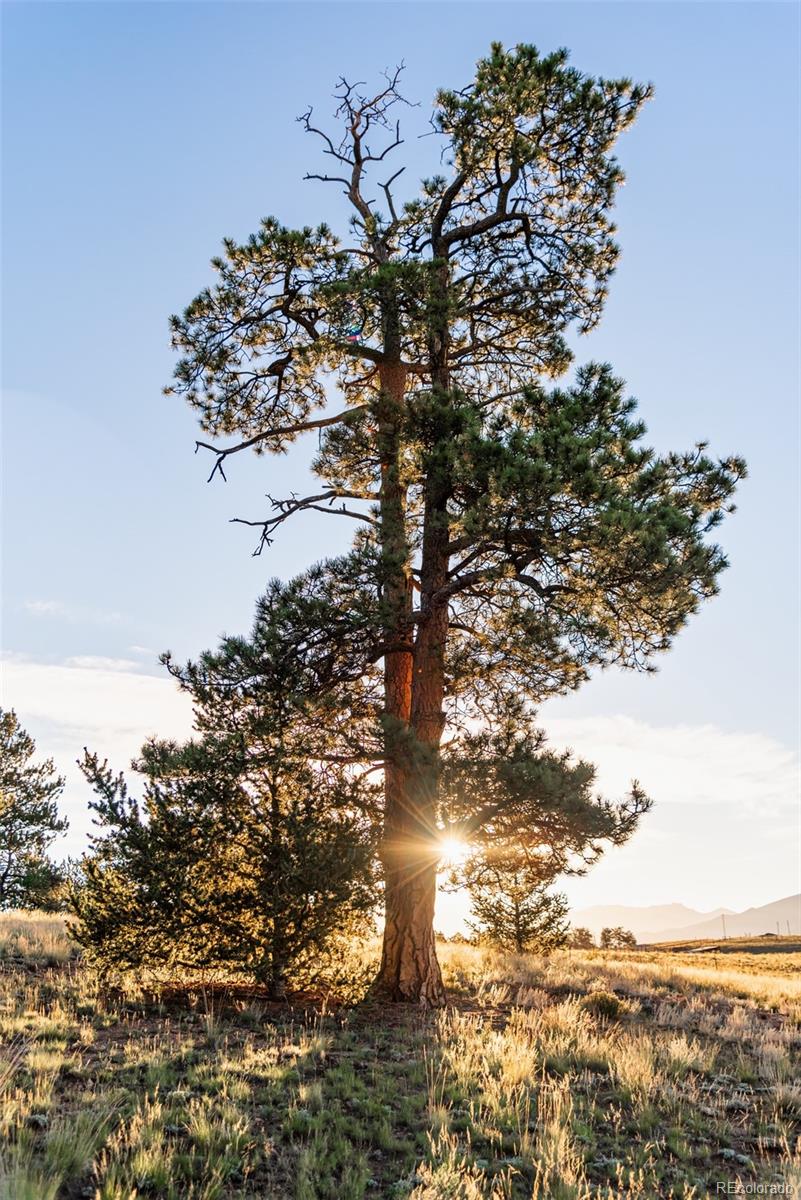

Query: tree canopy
600 926 637 949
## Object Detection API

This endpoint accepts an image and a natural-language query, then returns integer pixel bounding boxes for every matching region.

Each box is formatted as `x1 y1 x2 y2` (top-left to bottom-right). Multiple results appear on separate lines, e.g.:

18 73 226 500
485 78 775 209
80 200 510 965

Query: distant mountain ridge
569 902 733 941
642 894 801 944
570 896 801 943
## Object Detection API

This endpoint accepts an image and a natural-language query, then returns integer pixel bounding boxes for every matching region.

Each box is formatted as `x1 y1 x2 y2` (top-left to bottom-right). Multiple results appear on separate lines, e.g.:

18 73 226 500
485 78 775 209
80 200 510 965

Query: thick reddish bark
376 847 443 1004
373 259 452 1006
373 359 445 1003
377 582 445 1003
377 543 449 1003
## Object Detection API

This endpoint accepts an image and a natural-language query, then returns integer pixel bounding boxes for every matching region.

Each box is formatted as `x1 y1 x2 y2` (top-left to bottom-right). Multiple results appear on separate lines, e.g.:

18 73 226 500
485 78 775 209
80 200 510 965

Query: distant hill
644 894 801 944
569 902 733 941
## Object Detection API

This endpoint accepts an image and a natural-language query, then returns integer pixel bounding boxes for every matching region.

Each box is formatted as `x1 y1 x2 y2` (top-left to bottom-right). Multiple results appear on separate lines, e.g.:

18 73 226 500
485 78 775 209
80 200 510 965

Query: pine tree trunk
376 590 448 1004
373 258 452 1006
378 570 445 1003
267 968 287 1001
266 777 288 1000
371 351 446 1005
381 475 449 1006
373 358 445 1003
376 847 443 1003
514 900 524 955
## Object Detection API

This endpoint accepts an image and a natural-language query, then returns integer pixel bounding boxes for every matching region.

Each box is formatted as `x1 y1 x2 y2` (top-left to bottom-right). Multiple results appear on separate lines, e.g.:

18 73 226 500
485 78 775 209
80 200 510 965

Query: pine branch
231 488 379 553
195 406 366 482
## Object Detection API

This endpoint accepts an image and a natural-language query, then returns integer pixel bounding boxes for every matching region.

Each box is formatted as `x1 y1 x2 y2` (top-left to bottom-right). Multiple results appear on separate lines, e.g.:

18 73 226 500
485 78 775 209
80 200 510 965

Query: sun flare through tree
167 43 745 1004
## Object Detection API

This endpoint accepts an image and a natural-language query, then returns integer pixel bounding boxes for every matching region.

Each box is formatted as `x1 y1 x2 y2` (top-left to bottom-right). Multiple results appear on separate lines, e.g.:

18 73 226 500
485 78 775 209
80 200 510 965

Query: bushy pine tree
73 581 379 996
0 709 67 910
466 858 569 955
568 927 596 949
444 719 635 953
167 44 745 1002
600 926 637 948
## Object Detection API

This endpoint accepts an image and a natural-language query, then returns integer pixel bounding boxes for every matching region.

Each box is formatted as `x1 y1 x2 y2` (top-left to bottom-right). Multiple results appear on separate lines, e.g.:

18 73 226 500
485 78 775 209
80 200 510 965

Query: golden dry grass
0 911 74 967
0 919 799 1198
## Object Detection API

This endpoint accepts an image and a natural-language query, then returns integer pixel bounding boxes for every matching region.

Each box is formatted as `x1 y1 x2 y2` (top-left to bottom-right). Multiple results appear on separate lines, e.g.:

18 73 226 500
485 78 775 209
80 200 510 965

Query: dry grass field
1 913 799 1199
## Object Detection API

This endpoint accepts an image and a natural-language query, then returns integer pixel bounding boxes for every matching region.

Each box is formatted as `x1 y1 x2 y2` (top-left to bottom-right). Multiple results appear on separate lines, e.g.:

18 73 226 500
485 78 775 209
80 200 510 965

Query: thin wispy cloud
64 656 142 672
24 600 67 616
23 599 124 625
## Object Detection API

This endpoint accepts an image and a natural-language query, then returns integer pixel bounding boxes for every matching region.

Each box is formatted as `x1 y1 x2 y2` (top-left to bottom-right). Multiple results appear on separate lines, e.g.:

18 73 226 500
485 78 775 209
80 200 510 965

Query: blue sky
2 2 799 918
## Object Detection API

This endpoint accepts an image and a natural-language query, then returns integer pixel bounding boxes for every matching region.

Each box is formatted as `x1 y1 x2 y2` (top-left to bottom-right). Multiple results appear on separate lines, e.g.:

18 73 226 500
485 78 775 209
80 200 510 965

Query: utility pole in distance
722 913 727 940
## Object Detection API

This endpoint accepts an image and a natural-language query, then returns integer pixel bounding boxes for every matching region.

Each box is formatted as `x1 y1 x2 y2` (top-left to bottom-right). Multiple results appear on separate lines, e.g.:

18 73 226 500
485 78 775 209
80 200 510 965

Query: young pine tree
0 708 67 910
467 859 569 955
167 44 745 1003
73 581 379 997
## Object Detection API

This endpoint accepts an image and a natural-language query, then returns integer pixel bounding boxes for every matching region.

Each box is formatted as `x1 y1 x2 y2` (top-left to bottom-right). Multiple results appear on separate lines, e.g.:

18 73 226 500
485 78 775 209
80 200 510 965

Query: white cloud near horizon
1 654 798 919
542 714 798 819
1 654 195 859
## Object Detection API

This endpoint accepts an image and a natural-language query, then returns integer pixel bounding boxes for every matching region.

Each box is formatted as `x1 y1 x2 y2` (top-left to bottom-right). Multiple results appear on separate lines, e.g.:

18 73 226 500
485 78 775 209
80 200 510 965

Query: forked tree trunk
373 359 445 1003
372 260 452 1006
378 604 445 1003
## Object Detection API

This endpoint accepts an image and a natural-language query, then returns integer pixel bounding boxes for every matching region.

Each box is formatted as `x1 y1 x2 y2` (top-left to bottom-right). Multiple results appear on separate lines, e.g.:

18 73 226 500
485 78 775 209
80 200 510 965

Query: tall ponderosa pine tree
167 45 745 1003
74 579 379 996
0 708 67 910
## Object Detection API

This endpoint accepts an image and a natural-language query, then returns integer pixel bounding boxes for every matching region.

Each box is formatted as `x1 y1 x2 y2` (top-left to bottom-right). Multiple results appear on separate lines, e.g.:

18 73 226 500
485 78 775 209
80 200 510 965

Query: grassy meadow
1 913 799 1199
